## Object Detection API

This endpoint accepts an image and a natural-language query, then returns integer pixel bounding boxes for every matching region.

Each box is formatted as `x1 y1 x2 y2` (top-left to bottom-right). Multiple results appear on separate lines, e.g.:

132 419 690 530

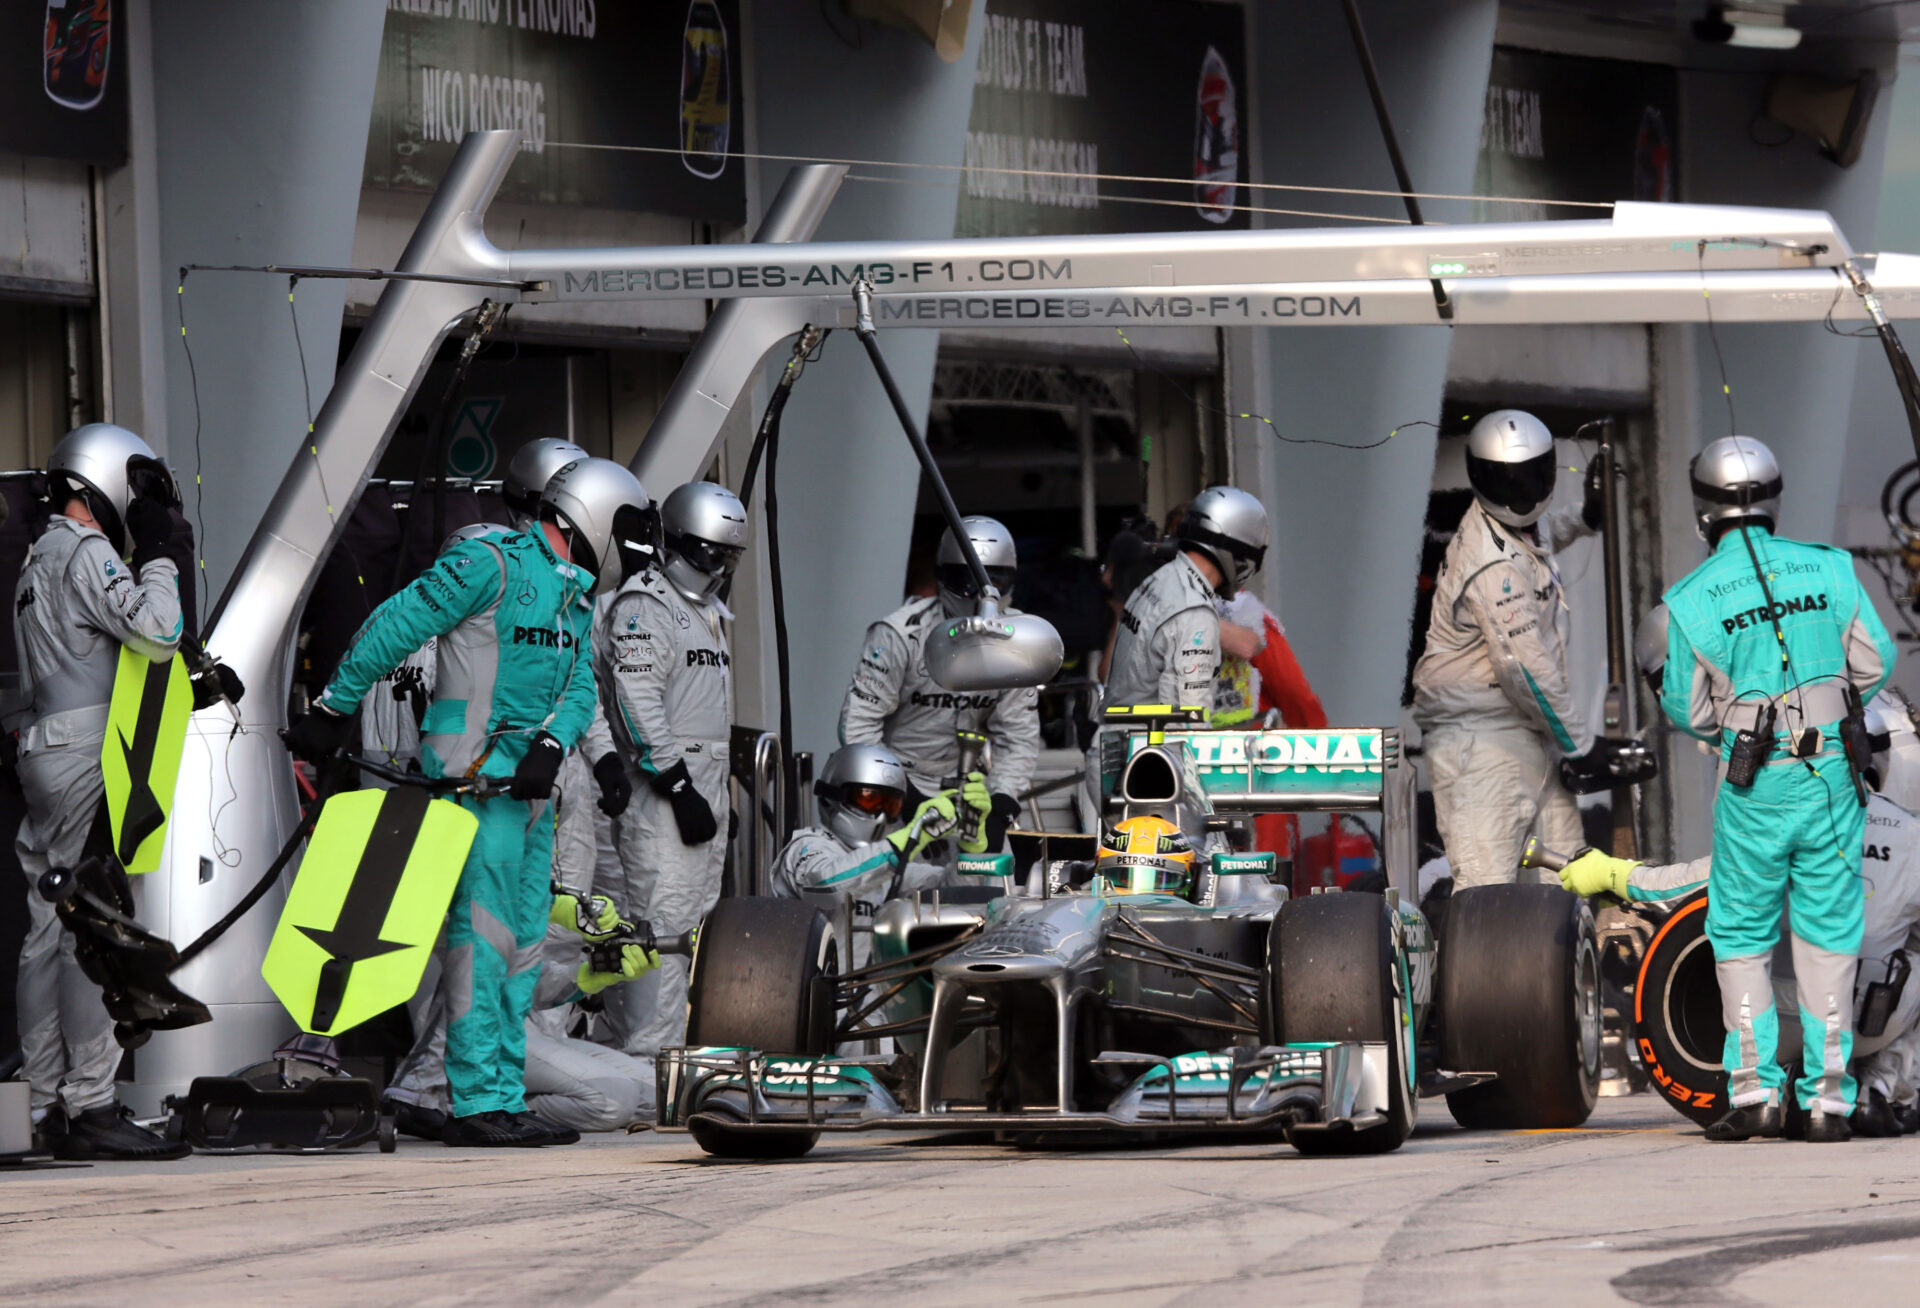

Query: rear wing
1119 726 1420 905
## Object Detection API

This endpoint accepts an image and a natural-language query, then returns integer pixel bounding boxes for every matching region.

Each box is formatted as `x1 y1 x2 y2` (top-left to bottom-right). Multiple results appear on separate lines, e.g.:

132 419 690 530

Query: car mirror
955 852 1016 879
1211 852 1277 877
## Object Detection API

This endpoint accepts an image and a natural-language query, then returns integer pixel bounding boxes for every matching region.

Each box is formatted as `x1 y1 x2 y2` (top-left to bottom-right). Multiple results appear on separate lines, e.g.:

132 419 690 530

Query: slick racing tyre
1263 892 1416 1156
1439 885 1601 1129
685 897 838 1160
1632 890 1728 1128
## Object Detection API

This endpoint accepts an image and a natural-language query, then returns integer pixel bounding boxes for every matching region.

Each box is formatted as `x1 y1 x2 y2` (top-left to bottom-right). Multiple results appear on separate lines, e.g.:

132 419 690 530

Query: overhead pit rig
129 127 1920 1105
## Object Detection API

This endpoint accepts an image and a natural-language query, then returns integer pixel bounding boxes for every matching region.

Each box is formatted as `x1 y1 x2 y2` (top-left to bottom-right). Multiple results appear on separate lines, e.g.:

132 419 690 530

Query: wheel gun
1519 837 1571 874
553 881 699 972
587 920 699 975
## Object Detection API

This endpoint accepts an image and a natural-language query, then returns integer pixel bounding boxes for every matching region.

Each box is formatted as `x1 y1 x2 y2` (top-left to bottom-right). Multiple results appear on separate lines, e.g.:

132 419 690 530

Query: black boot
385 1099 448 1143
45 1104 190 1161
442 1109 545 1147
1852 1089 1902 1138
1805 1109 1853 1143
1705 1101 1783 1142
512 1111 580 1146
1893 1097 1920 1135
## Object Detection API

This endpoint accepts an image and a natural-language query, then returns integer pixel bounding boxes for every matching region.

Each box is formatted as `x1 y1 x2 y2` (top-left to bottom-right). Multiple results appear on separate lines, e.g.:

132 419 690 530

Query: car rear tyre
1439 884 1601 1129
1264 892 1416 1156
1631 890 1727 1128
684 897 838 1160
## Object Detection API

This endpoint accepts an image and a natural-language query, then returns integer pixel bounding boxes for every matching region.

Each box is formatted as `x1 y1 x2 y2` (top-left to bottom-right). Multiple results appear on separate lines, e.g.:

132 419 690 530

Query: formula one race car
659 708 1602 1158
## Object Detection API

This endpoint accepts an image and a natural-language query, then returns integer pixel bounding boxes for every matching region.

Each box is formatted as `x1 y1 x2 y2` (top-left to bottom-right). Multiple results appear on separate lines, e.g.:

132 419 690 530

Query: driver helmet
1096 814 1196 897
1689 436 1781 544
934 515 1017 620
661 481 750 602
502 438 589 527
1465 409 1557 529
47 422 178 556
815 743 910 847
1868 691 1920 813
537 457 657 595
1175 486 1268 598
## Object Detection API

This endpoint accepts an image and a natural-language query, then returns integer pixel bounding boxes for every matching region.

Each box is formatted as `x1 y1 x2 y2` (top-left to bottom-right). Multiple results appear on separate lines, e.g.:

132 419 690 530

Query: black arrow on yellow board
296 786 431 1032
114 657 175 865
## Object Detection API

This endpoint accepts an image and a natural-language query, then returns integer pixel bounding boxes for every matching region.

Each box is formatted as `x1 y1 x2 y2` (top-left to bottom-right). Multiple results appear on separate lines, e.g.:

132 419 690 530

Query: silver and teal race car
659 709 1602 1159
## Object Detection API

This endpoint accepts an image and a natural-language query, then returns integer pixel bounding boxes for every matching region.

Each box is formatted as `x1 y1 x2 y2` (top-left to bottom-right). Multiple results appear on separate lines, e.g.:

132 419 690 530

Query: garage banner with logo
365 0 746 223
1 0 127 164
956 0 1249 237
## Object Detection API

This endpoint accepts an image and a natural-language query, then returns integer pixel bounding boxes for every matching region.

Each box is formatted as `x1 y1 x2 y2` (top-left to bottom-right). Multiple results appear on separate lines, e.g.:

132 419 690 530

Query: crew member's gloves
958 771 993 854
987 792 1021 853
189 660 245 711
575 943 660 996
550 889 623 939
1559 737 1659 795
126 497 176 570
888 791 960 864
1559 849 1639 900
1583 458 1607 531
651 759 718 845
282 702 352 762
510 732 565 801
592 752 631 817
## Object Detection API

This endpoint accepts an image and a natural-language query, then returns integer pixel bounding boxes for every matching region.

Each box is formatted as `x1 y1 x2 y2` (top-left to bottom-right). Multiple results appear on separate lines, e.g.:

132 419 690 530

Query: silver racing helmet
1634 604 1671 696
1868 690 1920 813
47 422 178 555
439 521 508 555
1689 436 1782 543
502 438 589 527
1465 409 1557 529
935 515 1018 619
537 457 658 594
661 481 750 603
816 742 910 847
1175 485 1269 597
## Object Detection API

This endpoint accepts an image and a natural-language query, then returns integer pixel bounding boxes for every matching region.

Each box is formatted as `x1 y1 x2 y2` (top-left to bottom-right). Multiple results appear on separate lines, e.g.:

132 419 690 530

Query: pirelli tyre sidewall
1439 884 1602 1129
684 896 838 1159
1632 890 1728 1128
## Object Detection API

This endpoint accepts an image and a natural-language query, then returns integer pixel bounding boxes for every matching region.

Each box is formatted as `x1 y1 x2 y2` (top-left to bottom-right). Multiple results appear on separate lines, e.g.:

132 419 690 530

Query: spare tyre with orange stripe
1633 889 1729 1127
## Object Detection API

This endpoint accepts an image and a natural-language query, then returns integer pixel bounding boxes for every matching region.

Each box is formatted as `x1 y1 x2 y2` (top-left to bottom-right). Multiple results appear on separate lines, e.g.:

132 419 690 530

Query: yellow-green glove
887 792 959 862
1559 850 1638 900
958 771 992 854
575 943 661 996
550 891 622 940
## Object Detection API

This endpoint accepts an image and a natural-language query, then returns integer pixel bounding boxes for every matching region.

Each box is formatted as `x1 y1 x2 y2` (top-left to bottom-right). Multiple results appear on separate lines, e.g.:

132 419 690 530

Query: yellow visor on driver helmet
1096 815 1196 896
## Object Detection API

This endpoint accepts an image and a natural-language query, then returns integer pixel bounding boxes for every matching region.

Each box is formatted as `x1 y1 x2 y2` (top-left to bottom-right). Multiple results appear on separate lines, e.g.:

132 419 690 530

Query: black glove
1559 736 1659 796
189 661 245 712
511 732 565 801
986 792 1021 853
1582 459 1607 532
728 807 739 842
593 752 632 817
650 758 718 845
126 497 175 570
282 703 353 763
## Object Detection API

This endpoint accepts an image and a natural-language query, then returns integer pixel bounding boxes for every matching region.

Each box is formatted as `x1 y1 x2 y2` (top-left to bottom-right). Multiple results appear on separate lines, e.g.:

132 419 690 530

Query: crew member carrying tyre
1411 410 1625 891
1654 437 1896 1142
772 742 987 966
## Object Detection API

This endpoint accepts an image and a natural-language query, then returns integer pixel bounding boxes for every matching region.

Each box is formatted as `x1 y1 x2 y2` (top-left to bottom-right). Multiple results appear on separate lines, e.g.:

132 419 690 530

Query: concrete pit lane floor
5 1094 1920 1304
